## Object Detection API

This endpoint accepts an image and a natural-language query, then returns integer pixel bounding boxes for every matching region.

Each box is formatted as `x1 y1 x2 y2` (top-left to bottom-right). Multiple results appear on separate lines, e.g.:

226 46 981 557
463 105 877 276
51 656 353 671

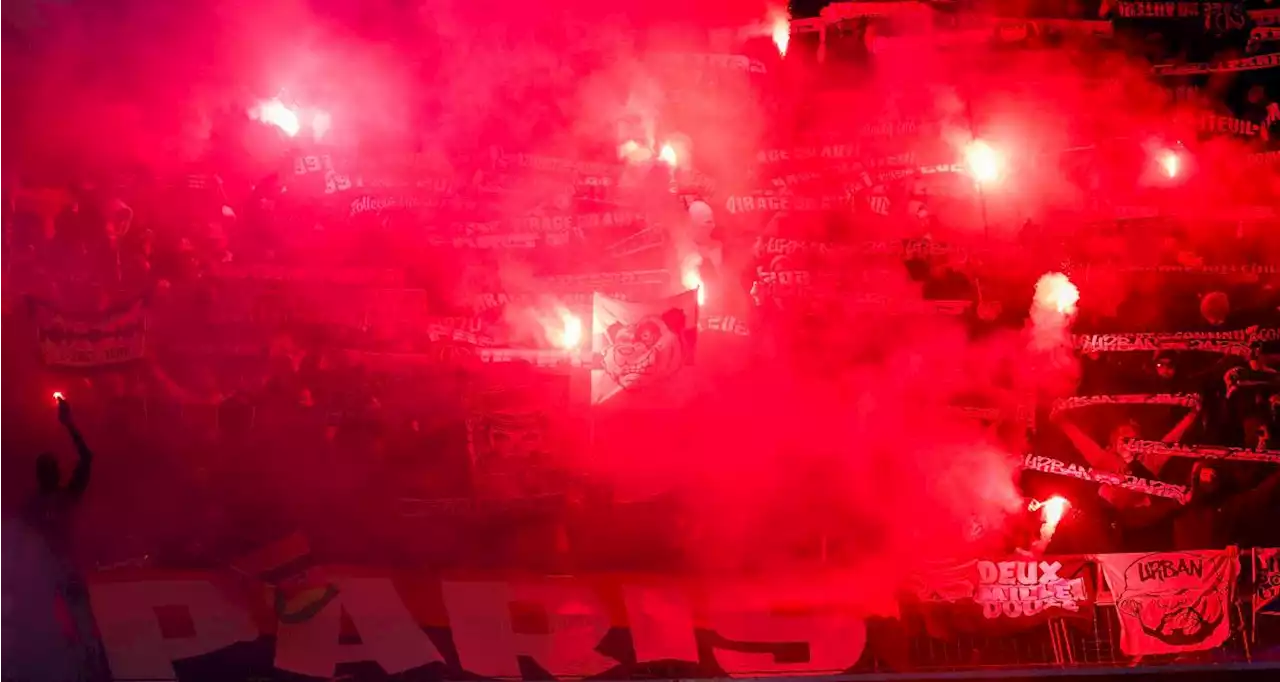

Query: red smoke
5 1 1274 608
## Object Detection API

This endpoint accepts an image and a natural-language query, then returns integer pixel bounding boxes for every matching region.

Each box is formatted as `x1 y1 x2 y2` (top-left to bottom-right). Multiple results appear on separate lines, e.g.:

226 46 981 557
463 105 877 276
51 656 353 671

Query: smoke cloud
4 1 1272 604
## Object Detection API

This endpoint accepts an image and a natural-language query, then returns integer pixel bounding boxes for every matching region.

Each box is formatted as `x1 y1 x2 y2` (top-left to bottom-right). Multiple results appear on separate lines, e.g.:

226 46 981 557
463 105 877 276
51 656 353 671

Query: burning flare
682 254 705 306
658 143 678 168
618 139 651 164
557 311 583 350
770 8 791 57
1028 496 1070 550
1159 149 1180 179
251 98 300 137
1033 272 1079 317
963 140 1003 185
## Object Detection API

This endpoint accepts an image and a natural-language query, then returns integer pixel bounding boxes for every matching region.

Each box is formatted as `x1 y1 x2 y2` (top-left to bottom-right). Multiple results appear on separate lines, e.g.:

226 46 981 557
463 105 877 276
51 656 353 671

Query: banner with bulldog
590 290 699 405
1096 548 1238 656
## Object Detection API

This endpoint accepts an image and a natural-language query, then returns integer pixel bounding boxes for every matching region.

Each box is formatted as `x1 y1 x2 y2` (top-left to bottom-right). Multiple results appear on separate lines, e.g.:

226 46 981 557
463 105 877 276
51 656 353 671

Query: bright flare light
682 254 705 306
1159 149 1180 179
1033 272 1079 317
618 139 654 164
770 9 791 57
1028 496 1070 548
963 140 1003 185
253 98 300 137
52 391 65 402
558 312 583 350
658 143 678 168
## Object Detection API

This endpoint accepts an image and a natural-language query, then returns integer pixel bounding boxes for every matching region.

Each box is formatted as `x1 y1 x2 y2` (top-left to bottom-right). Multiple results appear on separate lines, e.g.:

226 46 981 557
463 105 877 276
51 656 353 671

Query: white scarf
1021 454 1191 503
1120 439 1280 465
1049 393 1202 418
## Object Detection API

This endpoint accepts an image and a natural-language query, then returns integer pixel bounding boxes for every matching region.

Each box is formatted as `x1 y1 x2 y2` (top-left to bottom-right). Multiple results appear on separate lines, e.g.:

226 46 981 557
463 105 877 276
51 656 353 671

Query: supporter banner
295 318 739 374
347 343 589 372
1113 1 1246 27
493 150 622 178
1153 52 1280 75
34 299 147 368
467 372 570 500
543 269 672 291
604 226 668 259
212 264 404 288
823 0 933 21
1187 111 1271 141
871 17 1114 54
1096 549 1237 656
83 570 876 682
1256 548 1280 617
591 290 698 405
1021 453 1191 502
1121 439 1280 465
652 51 768 76
754 144 877 165
1074 332 1261 358
697 312 748 336
1049 393 1202 418
470 289 640 315
724 192 794 216
467 270 672 315
1094 262 1280 275
906 557 1093 635
752 236 971 261
288 151 359 197
348 192 484 217
426 198 638 244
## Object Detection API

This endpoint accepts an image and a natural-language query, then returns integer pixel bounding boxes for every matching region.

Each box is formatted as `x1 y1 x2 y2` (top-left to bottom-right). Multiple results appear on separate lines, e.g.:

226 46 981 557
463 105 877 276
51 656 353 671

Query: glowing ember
1159 149 1180 179
658 143 678 168
1033 272 1079 316
770 9 791 57
252 98 300 137
963 140 1003 185
1028 495 1070 548
559 312 583 350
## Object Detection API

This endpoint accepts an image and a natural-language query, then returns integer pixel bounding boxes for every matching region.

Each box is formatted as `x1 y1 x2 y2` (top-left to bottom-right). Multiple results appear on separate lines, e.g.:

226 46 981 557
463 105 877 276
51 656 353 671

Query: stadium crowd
3 157 1278 577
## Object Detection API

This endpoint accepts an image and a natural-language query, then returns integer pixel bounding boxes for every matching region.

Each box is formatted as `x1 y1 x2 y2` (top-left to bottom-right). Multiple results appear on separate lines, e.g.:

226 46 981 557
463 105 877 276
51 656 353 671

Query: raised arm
1141 407 1202 476
58 398 92 495
1161 407 1199 444
1051 411 1128 472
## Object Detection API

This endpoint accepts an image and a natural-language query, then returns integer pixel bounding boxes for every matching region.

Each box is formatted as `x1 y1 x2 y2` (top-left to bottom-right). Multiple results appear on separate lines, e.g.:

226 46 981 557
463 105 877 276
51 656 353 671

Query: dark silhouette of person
18 396 104 681
29 398 93 550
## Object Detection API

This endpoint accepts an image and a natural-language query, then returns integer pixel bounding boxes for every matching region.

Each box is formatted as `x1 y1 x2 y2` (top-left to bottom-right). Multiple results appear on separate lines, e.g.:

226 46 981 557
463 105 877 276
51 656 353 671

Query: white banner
1096 549 1237 656
36 300 147 368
